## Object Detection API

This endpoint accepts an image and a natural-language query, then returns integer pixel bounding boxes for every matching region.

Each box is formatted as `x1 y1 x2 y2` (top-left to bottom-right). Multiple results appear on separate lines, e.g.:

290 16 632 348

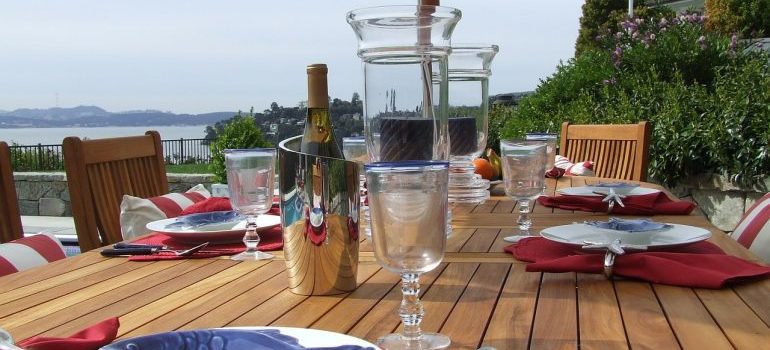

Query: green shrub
209 111 272 183
498 11 770 186
706 0 770 38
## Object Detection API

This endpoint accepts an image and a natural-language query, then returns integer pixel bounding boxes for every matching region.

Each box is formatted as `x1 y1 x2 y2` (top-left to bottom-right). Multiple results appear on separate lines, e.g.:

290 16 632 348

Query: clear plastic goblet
225 148 277 261
365 160 450 350
500 140 547 241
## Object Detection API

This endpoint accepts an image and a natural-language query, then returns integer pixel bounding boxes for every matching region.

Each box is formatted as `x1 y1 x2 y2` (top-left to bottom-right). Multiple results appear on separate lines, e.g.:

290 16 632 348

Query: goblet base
375 332 450 350
230 251 274 261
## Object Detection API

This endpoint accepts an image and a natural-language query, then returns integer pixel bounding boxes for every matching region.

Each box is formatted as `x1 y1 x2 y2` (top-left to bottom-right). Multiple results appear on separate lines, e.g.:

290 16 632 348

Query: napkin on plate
505 237 770 289
585 217 671 232
538 191 696 215
18 317 119 350
180 197 233 216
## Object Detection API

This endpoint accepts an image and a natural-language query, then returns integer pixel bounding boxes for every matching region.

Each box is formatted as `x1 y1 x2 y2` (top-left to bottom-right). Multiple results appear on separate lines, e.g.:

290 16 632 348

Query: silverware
100 242 209 257
112 243 167 250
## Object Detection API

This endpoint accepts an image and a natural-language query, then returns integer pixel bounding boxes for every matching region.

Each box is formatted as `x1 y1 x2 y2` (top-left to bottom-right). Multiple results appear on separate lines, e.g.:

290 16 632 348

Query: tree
575 0 629 55
706 0 770 38
208 110 272 183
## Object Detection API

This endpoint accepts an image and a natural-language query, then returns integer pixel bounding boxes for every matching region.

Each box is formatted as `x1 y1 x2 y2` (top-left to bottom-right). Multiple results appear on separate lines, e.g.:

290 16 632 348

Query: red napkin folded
538 191 696 215
128 204 283 261
505 237 770 289
180 196 232 215
18 317 119 350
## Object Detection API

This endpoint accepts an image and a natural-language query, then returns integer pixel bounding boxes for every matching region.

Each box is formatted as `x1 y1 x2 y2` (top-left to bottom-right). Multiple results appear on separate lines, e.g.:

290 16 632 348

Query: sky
0 1 584 114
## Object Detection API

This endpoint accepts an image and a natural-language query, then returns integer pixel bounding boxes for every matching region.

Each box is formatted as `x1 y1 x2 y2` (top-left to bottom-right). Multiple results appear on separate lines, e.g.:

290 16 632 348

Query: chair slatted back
559 121 652 181
63 131 168 251
0 141 23 242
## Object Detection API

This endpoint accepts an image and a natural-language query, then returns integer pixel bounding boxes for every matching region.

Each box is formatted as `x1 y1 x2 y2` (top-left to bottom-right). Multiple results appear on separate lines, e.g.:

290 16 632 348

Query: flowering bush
498 11 770 186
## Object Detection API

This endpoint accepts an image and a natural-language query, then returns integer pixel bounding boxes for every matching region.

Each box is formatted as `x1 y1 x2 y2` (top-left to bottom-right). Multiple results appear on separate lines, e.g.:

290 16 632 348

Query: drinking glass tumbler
366 161 451 350
500 140 547 241
525 133 558 171
347 5 461 163
225 148 277 261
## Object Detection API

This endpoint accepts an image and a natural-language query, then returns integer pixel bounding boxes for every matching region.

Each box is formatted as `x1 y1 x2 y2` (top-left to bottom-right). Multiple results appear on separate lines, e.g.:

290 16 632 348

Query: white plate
101 327 379 349
540 223 711 248
557 186 660 197
145 215 281 243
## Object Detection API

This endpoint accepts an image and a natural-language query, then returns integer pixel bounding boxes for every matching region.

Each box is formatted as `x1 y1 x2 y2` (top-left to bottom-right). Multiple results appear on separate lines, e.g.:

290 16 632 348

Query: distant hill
0 106 236 128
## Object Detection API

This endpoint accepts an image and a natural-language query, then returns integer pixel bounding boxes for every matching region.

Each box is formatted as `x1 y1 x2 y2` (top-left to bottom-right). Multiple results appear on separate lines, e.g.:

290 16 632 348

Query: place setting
101 149 284 261
503 213 770 288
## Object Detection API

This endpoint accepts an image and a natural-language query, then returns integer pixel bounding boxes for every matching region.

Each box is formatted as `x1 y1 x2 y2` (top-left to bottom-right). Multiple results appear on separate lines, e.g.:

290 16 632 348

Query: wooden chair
63 131 168 251
0 141 24 243
559 121 652 181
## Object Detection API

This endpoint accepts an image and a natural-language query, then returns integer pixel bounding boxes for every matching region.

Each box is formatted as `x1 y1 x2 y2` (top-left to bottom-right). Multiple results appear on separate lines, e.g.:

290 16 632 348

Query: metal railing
8 138 215 171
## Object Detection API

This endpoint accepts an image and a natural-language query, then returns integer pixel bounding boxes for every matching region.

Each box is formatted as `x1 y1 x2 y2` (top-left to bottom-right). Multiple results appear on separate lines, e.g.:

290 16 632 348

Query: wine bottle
300 63 344 159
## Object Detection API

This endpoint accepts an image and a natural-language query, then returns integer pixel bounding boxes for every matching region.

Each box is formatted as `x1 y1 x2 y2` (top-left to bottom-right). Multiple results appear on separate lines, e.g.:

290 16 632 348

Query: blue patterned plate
101 327 379 350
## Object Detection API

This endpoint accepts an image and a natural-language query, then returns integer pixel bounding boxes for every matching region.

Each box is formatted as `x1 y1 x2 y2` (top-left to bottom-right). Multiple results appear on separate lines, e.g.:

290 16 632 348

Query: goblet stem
399 272 425 341
243 215 261 253
517 199 532 234
231 214 274 261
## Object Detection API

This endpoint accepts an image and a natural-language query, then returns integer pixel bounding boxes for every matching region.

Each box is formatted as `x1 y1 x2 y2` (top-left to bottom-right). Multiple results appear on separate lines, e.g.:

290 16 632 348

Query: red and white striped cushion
731 193 770 262
0 233 66 277
119 184 211 240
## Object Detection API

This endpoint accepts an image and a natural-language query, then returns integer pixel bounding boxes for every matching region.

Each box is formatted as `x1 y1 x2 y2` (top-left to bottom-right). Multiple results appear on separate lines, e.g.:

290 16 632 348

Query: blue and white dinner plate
541 223 711 247
557 186 659 197
101 327 379 350
145 213 281 243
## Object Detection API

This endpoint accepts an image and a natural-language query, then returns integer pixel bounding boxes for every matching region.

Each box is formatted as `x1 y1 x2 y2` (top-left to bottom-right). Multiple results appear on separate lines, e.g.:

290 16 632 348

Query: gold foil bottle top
307 64 329 109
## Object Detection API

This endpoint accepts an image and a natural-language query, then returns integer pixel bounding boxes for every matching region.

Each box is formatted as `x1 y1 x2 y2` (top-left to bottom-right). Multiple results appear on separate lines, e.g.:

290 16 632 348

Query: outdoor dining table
1 176 768 350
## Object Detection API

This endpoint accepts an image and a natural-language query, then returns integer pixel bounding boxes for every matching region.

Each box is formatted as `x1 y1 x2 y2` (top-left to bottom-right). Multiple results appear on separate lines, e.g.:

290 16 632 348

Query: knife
100 247 160 256
112 243 166 250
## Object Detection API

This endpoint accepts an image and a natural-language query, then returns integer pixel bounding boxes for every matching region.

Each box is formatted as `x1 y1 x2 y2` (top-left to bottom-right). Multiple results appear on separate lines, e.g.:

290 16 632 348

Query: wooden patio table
1 176 768 350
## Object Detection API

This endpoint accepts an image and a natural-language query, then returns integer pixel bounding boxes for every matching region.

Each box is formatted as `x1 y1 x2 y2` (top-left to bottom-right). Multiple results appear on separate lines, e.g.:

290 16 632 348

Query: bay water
0 125 210 145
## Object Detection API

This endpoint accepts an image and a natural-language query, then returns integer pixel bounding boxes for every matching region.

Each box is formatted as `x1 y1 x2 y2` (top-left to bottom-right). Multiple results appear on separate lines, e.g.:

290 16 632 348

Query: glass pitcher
347 5 462 163
445 44 499 204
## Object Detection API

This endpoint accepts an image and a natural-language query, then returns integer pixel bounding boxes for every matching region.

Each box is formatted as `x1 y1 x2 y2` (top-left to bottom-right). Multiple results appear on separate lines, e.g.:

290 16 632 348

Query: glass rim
346 5 461 22
525 133 558 140
223 148 276 154
500 139 549 148
365 160 449 171
451 43 500 52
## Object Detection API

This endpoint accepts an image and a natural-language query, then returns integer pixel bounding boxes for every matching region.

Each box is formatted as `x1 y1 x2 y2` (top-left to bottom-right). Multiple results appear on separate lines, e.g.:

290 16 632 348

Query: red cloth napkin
505 237 770 289
538 191 696 215
180 196 232 215
128 204 283 261
18 317 119 350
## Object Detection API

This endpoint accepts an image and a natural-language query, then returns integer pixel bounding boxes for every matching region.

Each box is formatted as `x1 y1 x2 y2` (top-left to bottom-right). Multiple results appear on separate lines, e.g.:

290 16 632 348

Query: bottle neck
307 73 328 109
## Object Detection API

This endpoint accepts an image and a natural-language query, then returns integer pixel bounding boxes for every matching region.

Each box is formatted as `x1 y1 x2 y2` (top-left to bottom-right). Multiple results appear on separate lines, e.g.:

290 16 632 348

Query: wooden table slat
614 281 681 350
576 273 628 350
531 273 579 350
654 285 734 349
11 259 224 340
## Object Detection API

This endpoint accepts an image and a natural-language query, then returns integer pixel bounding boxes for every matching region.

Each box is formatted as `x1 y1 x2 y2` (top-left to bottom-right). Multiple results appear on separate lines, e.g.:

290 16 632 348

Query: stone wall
13 172 216 216
671 174 769 232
